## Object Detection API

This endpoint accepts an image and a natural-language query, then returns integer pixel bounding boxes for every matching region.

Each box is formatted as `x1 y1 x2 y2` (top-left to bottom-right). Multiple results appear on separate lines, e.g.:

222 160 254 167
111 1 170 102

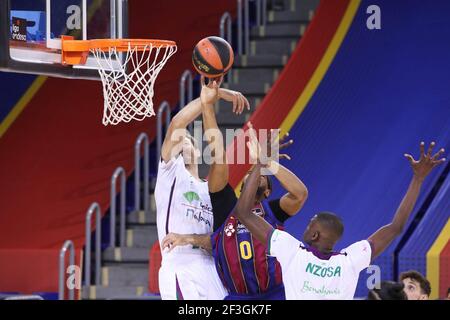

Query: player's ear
311 231 319 241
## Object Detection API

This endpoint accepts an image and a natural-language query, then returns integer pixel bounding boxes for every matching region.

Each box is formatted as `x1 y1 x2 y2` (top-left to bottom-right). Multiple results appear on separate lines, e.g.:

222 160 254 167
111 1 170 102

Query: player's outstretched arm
201 76 250 192
161 96 206 163
269 162 308 215
265 130 308 216
162 233 212 254
234 126 274 244
368 141 446 261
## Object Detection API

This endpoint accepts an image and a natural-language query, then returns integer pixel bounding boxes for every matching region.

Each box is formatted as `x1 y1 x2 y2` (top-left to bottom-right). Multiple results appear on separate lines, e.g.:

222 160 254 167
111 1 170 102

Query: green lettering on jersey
305 263 342 278
334 266 342 277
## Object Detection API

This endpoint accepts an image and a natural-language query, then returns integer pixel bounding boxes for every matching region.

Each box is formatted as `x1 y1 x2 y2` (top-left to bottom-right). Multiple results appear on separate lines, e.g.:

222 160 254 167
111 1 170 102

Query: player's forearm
390 175 423 233
202 100 228 191
202 102 225 162
235 164 273 243
267 160 308 202
161 98 202 161
239 211 274 244
171 97 202 129
185 234 213 254
235 164 261 218
368 175 423 260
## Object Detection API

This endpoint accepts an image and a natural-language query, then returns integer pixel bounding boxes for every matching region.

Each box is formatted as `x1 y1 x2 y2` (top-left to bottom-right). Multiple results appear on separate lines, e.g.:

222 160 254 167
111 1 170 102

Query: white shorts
159 253 227 300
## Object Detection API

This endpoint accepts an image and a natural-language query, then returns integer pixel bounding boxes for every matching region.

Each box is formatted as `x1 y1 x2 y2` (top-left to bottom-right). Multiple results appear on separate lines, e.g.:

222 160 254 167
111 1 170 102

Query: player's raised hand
218 87 250 114
268 129 293 161
200 76 220 106
246 122 261 163
404 141 446 181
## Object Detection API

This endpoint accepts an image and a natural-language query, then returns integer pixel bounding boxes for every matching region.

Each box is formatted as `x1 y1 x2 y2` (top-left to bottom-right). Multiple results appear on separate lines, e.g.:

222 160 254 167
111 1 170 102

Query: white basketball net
91 43 177 125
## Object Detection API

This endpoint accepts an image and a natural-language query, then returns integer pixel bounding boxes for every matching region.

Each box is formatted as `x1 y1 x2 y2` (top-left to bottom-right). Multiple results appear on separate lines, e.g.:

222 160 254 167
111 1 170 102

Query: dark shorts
224 284 285 300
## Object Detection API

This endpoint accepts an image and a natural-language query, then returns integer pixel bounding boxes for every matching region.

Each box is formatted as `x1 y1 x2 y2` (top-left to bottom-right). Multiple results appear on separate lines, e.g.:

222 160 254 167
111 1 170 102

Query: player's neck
310 243 334 255
185 163 200 180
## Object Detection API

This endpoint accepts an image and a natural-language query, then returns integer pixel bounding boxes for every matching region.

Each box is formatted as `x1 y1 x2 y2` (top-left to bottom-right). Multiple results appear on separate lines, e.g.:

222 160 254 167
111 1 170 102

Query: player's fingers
432 148 445 160
161 236 171 249
243 95 250 110
279 139 294 150
433 158 446 166
426 141 435 157
404 153 415 164
269 129 276 144
248 127 258 141
232 97 237 113
419 141 425 159
234 95 241 114
238 95 245 114
246 141 255 158
280 132 290 144
216 75 224 87
200 75 206 87
206 77 214 88
279 154 291 160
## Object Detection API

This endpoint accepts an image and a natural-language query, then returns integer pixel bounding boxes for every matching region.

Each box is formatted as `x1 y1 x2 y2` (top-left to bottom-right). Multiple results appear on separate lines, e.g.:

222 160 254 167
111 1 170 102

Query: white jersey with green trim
155 155 214 258
268 229 372 300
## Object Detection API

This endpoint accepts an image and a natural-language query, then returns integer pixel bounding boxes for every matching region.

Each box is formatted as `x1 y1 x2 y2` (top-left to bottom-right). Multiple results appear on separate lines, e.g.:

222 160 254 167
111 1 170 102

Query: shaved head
303 211 344 253
315 212 344 238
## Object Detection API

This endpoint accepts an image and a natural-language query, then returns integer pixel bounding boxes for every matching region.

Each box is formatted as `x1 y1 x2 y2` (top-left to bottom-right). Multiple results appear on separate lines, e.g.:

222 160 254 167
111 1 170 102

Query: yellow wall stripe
426 218 450 299
0 76 47 139
279 0 361 136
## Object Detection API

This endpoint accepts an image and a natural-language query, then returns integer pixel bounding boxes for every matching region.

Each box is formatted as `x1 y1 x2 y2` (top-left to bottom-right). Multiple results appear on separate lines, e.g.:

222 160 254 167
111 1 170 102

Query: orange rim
62 38 177 53
61 37 177 65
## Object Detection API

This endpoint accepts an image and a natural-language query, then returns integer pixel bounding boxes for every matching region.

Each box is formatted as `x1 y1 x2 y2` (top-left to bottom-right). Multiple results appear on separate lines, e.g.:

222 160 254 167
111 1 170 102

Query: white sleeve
157 155 183 180
267 229 300 268
342 240 372 273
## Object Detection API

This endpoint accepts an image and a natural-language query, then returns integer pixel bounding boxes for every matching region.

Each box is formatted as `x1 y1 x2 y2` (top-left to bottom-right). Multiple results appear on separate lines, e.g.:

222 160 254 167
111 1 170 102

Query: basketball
192 36 234 78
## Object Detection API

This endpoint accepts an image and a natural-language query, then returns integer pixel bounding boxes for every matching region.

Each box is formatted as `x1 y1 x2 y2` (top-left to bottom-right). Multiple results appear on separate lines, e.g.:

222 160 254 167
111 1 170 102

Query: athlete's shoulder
159 154 184 170
340 240 372 272
341 240 372 255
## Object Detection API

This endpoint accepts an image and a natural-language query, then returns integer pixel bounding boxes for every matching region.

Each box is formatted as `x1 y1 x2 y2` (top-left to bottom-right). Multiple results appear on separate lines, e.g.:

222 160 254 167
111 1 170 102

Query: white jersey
268 229 372 300
155 155 226 300
155 155 214 257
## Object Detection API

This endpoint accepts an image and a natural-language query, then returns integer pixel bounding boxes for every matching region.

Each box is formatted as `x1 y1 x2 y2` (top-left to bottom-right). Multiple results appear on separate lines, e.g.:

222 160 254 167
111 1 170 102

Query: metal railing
110 167 126 247
220 12 233 83
237 0 243 55
4 295 44 300
59 240 75 300
84 202 101 287
134 133 150 213
237 0 267 55
256 0 268 27
156 101 171 165
179 70 194 132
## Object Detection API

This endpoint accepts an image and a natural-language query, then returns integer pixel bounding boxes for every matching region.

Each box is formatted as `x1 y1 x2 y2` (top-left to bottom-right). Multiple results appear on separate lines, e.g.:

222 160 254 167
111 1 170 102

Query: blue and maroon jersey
210 199 285 296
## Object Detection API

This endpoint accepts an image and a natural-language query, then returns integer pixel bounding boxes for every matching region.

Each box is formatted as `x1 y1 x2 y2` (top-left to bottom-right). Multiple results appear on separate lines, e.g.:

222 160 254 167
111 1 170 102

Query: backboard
0 0 128 80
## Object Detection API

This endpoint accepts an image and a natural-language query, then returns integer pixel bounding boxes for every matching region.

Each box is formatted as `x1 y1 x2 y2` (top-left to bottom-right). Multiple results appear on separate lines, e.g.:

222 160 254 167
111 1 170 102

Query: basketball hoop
61 37 177 125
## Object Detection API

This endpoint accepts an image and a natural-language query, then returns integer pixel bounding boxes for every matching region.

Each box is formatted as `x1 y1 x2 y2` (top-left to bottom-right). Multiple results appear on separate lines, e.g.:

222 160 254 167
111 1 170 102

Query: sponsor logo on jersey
185 208 212 227
236 222 248 234
234 207 263 234
224 223 235 236
183 191 200 203
200 202 212 213
301 280 341 296
305 262 342 278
